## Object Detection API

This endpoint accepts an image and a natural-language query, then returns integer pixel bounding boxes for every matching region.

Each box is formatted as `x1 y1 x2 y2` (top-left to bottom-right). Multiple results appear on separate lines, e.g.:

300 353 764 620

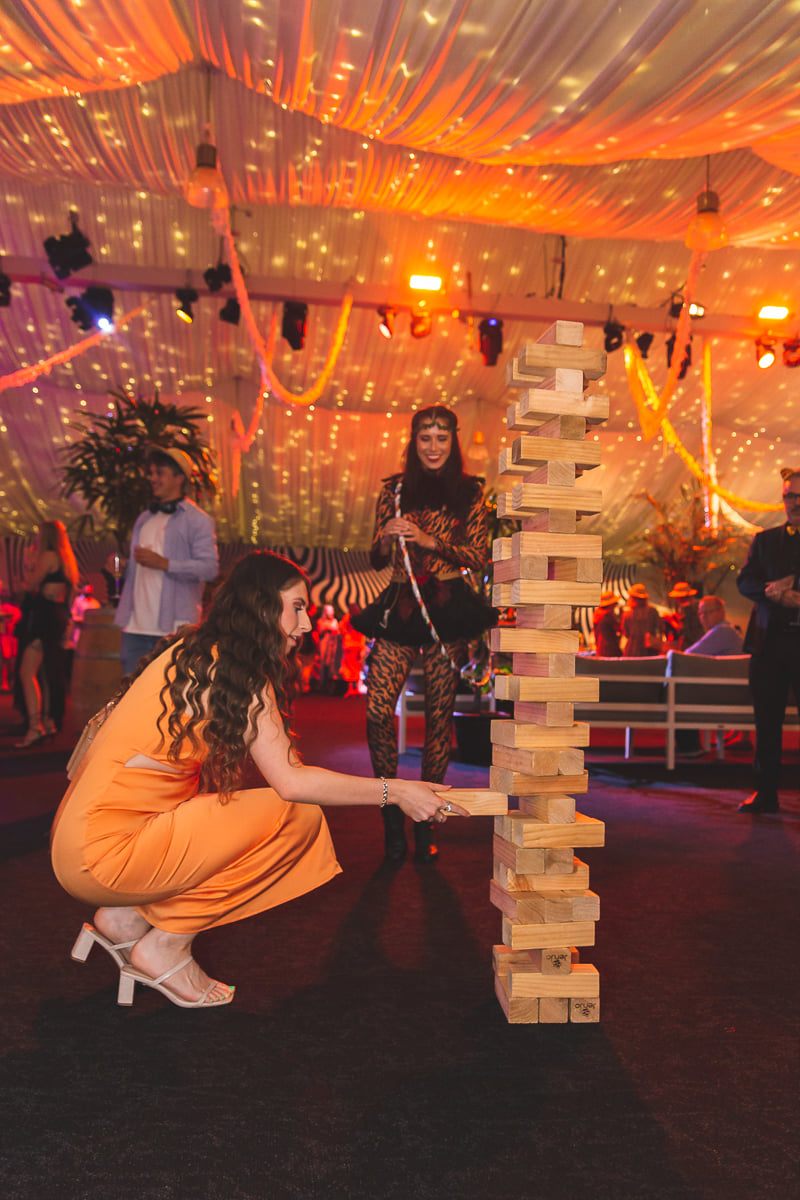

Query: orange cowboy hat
598 591 619 607
628 583 650 600
668 581 698 599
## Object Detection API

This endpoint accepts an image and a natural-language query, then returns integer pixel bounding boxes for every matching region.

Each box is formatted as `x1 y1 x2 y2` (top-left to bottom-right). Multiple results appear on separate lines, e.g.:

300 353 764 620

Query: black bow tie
149 499 180 515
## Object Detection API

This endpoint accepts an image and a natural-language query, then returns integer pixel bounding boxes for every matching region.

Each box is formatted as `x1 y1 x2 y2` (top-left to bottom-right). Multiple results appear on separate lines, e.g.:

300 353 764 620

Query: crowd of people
590 580 742 659
3 447 796 1011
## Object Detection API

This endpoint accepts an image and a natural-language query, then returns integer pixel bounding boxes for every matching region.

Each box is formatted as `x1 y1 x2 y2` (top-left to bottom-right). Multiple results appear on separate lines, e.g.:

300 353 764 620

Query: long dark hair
400 405 473 522
144 551 307 801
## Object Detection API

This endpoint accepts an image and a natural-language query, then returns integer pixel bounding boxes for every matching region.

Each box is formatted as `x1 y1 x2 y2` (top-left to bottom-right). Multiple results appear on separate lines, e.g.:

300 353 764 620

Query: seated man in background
684 596 743 656
675 596 744 758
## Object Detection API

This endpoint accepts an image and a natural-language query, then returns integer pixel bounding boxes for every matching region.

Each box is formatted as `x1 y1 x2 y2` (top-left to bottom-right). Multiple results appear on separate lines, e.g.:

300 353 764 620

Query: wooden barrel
70 606 123 729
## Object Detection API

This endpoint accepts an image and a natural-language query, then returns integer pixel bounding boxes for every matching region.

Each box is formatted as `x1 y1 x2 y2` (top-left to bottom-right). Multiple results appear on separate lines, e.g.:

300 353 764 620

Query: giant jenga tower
489 320 609 1023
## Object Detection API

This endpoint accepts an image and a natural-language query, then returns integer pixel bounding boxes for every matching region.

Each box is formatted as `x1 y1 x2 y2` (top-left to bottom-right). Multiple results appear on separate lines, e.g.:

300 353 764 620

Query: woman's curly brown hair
143 551 307 801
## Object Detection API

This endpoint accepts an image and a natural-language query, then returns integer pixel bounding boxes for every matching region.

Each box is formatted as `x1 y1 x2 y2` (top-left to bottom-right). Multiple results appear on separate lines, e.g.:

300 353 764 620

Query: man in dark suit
736 468 800 812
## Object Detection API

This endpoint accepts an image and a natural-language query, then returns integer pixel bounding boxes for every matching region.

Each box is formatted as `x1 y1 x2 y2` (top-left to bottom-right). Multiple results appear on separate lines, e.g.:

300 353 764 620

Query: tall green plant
631 484 749 595
60 389 218 549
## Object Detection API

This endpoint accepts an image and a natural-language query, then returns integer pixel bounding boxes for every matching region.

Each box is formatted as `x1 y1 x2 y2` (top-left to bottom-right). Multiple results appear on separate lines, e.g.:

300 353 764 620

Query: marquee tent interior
2 0 800 577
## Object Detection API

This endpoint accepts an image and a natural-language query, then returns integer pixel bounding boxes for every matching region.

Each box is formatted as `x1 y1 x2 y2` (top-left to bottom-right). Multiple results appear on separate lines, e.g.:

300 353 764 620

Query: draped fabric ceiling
1 0 800 562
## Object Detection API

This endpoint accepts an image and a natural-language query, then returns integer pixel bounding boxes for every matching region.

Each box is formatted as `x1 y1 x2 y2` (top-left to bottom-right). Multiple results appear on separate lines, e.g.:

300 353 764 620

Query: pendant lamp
685 156 728 252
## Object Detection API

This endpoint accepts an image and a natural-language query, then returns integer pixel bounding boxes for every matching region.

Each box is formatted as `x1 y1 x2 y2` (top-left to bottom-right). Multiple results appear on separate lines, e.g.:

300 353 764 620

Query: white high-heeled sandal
117 957 235 1009
71 922 138 969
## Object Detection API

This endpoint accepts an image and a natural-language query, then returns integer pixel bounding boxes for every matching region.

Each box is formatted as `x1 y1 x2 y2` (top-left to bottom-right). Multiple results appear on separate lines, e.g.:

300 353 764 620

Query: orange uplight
758 305 789 320
409 274 442 291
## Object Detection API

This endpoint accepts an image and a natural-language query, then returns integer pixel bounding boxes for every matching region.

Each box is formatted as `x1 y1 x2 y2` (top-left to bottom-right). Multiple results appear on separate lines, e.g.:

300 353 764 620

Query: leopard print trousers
364 637 468 784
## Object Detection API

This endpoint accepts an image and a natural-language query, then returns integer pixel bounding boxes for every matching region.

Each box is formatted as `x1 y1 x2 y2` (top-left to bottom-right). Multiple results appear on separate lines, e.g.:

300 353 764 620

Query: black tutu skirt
351 577 498 646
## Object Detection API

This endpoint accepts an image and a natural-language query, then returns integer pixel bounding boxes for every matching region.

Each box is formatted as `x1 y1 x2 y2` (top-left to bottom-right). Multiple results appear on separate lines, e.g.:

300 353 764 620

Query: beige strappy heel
71 922 138 969
117 957 235 1009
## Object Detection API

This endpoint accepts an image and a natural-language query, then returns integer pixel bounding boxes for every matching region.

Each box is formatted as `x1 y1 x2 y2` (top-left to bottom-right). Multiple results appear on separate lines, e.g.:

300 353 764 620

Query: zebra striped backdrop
1 535 638 631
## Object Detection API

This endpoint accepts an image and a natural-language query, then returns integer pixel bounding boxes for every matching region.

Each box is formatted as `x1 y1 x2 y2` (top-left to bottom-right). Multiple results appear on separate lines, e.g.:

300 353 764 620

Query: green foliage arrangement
632 483 750 595
60 389 218 548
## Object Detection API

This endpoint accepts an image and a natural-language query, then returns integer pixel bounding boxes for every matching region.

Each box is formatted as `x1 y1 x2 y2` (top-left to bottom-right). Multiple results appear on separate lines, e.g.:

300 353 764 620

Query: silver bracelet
380 776 389 807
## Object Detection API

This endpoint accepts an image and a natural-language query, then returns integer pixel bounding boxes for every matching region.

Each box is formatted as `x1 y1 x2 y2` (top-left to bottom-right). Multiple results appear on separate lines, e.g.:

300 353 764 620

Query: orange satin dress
50 650 342 935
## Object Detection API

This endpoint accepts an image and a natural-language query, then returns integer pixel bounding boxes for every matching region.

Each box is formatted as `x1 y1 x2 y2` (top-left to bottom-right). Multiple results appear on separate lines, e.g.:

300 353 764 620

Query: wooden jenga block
512 652 575 677
492 845 590 892
492 835 546 875
515 606 573 632
512 530 603 559
517 342 607 380
492 745 560 776
493 746 582 780
508 963 599 999
495 811 605 849
490 627 581 654
492 944 537 978
490 720 590 749
514 701 574 726
537 320 584 347
491 881 599 925
517 794 576 823
521 510 577 535
494 580 602 607
494 675 598 703
502 915 596 950
492 537 513 561
570 997 600 1023
434 789 508 815
550 558 604 583
494 970 539 1023
511 435 601 472
536 414 587 440
493 555 548 584
506 386 608 423
499 482 603 517
539 998 570 1023
546 848 576 872
542 947 580 973
491 767 588 796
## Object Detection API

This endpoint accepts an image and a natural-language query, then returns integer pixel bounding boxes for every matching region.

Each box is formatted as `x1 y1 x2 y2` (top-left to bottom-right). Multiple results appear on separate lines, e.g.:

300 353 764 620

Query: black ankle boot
381 805 407 863
413 818 438 863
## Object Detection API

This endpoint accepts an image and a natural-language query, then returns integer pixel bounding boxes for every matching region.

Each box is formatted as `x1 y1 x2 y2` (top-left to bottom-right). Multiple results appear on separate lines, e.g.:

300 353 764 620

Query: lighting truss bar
0 257 787 341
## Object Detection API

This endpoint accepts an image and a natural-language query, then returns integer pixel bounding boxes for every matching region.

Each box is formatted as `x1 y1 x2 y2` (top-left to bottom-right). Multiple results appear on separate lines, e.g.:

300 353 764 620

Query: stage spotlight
175 287 199 324
603 319 625 353
688 302 705 318
409 274 442 292
669 294 684 319
66 286 114 333
204 260 232 293
282 301 308 350
377 307 395 339
635 332 654 358
0 271 10 307
409 309 433 339
44 212 92 279
758 304 788 321
782 338 800 367
478 316 503 365
219 297 241 325
666 333 692 379
756 337 776 369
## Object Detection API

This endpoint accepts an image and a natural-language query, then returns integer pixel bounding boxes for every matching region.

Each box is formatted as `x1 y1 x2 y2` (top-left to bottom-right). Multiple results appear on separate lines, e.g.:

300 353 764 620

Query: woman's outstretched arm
248 684 467 822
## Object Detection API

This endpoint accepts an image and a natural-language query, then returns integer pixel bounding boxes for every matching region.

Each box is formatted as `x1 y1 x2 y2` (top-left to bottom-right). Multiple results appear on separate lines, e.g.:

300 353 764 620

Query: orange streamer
0 304 147 394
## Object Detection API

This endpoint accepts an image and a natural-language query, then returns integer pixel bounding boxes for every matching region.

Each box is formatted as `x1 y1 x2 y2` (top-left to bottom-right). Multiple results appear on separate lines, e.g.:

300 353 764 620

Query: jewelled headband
780 467 800 482
412 406 458 432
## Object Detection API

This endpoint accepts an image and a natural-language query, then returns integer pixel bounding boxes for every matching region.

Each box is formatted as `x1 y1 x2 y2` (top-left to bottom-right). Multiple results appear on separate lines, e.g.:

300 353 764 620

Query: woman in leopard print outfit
353 406 496 863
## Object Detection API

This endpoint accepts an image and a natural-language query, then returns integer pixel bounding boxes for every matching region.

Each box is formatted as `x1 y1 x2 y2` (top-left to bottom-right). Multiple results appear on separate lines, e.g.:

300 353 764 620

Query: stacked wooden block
490 321 609 1023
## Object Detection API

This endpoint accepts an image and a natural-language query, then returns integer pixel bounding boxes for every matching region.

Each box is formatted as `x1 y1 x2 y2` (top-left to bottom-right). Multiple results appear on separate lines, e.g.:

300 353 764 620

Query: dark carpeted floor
0 691 798 1200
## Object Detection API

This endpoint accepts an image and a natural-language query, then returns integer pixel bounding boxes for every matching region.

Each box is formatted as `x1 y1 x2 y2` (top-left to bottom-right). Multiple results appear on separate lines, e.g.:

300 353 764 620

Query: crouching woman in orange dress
51 551 466 1010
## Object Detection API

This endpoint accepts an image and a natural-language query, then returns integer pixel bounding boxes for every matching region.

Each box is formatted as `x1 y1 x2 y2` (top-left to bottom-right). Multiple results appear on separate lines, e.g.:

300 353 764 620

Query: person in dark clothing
736 467 800 813
592 591 622 656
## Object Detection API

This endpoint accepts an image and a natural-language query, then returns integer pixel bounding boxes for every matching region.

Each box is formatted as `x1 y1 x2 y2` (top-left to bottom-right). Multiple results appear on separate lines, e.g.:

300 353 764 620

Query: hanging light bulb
685 156 728 251
184 124 229 209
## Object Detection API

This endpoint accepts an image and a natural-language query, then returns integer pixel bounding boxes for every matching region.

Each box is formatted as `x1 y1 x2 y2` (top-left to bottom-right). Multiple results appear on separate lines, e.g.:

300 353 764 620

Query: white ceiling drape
1 1 800 555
